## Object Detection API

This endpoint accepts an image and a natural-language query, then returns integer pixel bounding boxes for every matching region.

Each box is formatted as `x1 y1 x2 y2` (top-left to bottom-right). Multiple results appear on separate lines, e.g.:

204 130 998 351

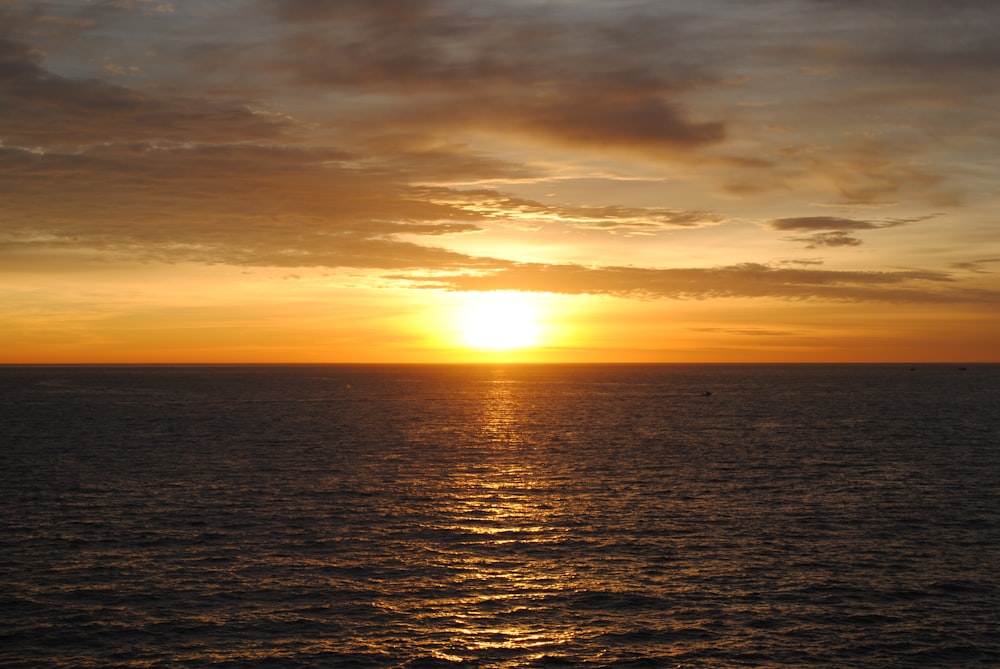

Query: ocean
1 363 998 668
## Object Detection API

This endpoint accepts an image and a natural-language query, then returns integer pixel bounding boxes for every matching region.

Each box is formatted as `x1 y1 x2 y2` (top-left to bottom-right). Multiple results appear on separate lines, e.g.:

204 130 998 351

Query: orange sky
2 1 999 362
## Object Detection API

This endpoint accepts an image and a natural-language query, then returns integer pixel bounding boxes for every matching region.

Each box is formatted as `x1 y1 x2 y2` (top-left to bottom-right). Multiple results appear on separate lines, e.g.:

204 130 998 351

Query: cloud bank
2 0 998 311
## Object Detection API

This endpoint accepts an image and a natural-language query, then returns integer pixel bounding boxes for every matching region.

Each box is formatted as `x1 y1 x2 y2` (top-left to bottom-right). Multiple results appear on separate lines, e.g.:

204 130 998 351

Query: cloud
418 188 724 234
695 0 998 206
0 141 499 270
272 0 435 24
389 261 987 304
768 215 935 248
952 257 1000 274
763 0 1000 94
0 33 522 272
808 0 1000 76
784 232 863 249
369 141 541 184
265 0 727 156
768 216 900 232
3 0 998 319
0 37 294 149
0 6 96 38
778 258 826 267
489 97 724 156
0 32 717 278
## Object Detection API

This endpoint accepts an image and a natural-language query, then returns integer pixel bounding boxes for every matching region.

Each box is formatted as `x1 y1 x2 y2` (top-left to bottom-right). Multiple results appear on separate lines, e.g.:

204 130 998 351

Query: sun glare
458 292 544 351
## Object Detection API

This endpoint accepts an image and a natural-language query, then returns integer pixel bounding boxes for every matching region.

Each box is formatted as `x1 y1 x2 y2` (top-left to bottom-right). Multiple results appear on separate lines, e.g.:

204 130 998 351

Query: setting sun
457 292 544 351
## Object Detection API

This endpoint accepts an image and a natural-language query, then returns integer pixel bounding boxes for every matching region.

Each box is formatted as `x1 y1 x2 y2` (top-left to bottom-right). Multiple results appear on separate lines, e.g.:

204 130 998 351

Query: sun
457 291 544 351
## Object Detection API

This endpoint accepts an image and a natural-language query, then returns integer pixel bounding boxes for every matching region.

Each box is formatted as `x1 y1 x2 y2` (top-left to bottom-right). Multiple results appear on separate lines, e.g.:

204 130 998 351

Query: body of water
2 364 998 667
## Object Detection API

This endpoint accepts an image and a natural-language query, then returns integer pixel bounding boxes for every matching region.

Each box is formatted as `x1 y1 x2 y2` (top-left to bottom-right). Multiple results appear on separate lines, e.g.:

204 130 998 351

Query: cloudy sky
2 0 998 362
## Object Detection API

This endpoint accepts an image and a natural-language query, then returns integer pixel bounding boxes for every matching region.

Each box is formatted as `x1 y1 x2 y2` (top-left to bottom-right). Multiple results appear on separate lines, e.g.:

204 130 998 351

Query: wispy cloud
419 189 725 234
952 257 1000 274
390 262 990 305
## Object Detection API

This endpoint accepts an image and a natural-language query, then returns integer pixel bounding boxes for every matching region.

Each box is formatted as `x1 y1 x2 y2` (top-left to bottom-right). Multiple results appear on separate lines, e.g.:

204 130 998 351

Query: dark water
1 364 998 668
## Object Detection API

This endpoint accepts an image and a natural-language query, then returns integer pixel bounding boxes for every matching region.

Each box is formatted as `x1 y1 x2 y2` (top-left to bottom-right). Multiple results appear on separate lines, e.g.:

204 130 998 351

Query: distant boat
702 391 713 396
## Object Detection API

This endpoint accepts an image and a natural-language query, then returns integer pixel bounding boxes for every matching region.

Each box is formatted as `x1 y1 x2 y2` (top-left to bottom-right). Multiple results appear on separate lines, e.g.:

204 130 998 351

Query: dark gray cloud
0 36 294 149
273 0 436 24
785 232 864 249
774 0 1000 84
268 0 715 94
769 215 936 248
768 216 900 232
264 0 726 155
785 231 863 249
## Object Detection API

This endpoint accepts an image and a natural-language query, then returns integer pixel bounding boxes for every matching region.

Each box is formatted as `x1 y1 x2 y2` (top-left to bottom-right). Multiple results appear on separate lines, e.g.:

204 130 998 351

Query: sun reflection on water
429 371 581 659
478 376 526 446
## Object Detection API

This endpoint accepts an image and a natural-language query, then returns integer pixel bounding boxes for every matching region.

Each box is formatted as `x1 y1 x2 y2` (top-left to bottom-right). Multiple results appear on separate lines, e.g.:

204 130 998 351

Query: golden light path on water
429 374 579 661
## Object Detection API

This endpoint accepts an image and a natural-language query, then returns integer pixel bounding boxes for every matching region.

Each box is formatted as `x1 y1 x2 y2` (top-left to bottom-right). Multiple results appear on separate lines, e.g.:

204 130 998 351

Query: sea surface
1 363 998 668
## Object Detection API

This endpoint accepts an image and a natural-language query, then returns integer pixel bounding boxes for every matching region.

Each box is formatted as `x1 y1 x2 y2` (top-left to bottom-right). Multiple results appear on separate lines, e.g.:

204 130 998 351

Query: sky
2 0 999 363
